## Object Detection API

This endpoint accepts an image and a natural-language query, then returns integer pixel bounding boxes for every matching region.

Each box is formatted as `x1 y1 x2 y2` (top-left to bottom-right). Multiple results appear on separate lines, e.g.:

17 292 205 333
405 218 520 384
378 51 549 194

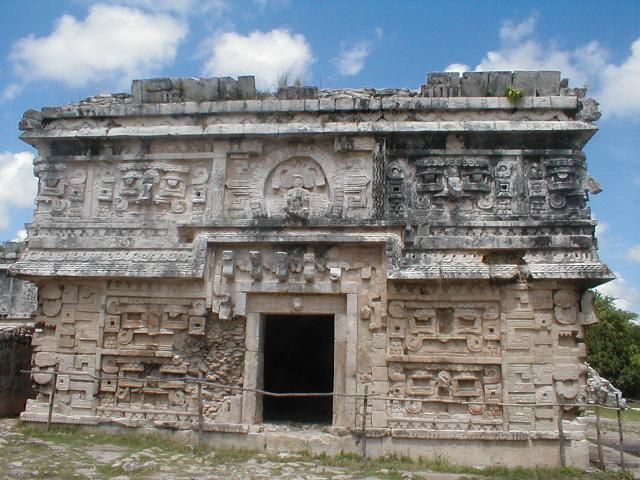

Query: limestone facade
12 72 611 467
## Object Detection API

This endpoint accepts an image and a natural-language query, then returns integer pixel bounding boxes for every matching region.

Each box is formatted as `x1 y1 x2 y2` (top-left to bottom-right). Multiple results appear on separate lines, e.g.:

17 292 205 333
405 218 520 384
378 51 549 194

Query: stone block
428 72 458 85
372 366 388 381
131 80 143 103
186 77 220 102
371 409 387 427
143 77 173 92
237 76 256 99
219 77 238 100
372 333 386 349
512 71 537 96
460 72 489 96
488 71 512 96
536 71 561 96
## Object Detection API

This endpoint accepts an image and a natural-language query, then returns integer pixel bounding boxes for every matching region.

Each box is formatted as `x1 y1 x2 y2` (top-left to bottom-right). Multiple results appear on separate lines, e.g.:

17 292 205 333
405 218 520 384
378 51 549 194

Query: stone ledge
21 120 597 140
20 412 100 425
31 95 579 121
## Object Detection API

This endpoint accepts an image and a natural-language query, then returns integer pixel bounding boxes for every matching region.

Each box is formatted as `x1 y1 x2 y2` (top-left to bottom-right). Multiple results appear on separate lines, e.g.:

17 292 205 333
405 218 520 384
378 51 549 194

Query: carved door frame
241 293 357 428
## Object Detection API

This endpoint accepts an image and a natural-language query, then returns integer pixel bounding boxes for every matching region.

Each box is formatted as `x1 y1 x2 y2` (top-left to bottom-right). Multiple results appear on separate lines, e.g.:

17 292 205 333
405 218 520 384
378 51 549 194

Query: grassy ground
585 406 640 423
7 423 633 480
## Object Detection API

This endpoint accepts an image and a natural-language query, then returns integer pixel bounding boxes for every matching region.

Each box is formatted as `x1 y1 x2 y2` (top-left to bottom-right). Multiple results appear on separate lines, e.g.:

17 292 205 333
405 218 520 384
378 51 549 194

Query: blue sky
0 0 638 312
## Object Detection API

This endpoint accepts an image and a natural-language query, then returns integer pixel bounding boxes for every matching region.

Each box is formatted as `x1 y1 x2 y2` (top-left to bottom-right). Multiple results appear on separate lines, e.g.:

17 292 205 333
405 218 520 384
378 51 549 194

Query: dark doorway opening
263 314 334 424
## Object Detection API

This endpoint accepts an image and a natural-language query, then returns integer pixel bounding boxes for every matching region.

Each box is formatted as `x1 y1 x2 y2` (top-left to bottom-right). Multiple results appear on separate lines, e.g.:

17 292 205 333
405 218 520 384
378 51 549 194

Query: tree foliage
586 292 640 399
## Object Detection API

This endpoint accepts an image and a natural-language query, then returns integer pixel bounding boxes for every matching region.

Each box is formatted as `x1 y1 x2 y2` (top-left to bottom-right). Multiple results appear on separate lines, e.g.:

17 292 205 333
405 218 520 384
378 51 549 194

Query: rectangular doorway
262 314 334 424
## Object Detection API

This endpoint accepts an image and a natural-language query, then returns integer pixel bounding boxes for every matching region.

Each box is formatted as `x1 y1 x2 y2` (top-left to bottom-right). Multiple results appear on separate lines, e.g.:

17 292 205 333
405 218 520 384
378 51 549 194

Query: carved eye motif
166 178 179 188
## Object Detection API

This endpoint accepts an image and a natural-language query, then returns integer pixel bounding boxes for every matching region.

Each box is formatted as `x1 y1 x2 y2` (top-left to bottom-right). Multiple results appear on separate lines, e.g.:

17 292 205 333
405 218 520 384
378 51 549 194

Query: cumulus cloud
444 14 640 119
9 4 187 87
445 63 470 74
1 83 22 102
499 14 538 43
0 152 37 231
13 229 27 242
598 39 640 119
107 0 228 16
626 244 640 263
597 273 640 313
594 220 609 239
445 15 602 86
202 29 314 90
253 0 291 8
332 41 371 76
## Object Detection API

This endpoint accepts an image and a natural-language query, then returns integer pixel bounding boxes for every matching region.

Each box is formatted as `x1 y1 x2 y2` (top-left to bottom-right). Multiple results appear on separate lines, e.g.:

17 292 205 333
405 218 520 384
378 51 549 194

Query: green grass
585 405 640 422
18 423 205 453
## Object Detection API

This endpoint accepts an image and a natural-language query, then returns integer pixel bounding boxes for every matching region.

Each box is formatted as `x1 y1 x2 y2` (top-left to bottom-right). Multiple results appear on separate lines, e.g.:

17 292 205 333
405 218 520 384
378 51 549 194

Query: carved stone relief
382 153 596 220
387 300 500 358
224 143 372 220
35 164 88 218
387 363 502 431
102 162 210 220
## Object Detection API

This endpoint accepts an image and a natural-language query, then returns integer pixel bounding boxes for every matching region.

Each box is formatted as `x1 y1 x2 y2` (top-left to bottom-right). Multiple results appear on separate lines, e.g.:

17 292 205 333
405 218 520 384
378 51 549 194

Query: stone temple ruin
11 71 612 467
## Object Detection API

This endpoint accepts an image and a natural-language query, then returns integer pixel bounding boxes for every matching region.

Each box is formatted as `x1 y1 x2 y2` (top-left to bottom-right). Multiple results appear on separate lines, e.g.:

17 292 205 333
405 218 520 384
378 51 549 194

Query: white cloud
9 4 187 87
108 0 228 16
332 41 371 76
202 29 314 90
626 244 640 263
598 39 640 119
13 229 27 242
253 0 291 8
444 14 640 119
1 83 22 102
595 220 609 238
445 63 470 74
499 13 538 43
0 152 37 230
597 273 640 313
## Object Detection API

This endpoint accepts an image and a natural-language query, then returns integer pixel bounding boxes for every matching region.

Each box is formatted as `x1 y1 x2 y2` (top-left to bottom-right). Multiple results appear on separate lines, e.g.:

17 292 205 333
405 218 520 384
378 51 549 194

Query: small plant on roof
505 86 524 103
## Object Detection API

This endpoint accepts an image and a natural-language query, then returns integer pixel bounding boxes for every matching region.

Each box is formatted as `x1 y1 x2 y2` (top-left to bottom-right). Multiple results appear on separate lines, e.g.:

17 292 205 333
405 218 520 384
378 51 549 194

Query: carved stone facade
12 72 611 467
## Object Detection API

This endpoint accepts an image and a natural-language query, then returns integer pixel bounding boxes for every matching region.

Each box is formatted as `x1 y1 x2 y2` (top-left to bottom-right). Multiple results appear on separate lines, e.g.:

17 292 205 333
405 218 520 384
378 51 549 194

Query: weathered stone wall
1 242 37 325
12 71 610 467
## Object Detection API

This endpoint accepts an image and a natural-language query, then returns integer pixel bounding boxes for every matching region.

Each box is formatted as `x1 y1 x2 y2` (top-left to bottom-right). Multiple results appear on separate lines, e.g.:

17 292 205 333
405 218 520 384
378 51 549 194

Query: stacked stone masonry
12 71 612 468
